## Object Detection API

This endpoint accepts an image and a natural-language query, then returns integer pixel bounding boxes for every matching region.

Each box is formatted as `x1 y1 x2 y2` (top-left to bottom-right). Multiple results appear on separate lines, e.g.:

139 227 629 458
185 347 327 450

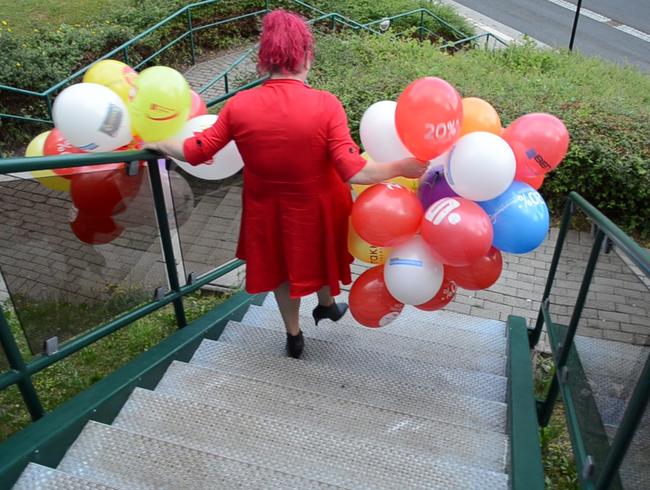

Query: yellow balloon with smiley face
129 66 191 142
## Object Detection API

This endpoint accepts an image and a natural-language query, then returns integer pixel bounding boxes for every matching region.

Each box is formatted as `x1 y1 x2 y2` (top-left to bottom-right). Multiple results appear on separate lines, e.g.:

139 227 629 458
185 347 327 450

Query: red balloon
517 173 544 190
446 247 503 290
188 90 208 119
351 183 423 247
502 113 569 178
395 77 463 161
349 266 404 328
421 197 493 267
70 166 144 216
415 273 456 311
70 211 124 245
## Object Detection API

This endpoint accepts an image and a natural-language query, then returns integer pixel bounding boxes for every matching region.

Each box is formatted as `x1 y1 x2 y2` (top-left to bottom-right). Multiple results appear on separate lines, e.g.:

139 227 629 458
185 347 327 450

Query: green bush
309 34 650 239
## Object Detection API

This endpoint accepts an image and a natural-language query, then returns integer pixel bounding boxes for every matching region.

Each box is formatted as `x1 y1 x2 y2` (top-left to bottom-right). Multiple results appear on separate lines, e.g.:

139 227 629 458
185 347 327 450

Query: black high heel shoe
312 302 349 325
286 331 305 359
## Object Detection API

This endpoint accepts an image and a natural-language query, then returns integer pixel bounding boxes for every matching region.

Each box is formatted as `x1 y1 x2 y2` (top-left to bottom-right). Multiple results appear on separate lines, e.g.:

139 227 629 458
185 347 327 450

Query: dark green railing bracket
0 307 44 421
507 315 545 490
147 158 187 328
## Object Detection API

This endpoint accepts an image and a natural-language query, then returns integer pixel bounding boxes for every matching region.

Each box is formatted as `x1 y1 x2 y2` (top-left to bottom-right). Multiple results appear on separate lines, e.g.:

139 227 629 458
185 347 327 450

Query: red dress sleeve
183 102 234 166
326 95 366 182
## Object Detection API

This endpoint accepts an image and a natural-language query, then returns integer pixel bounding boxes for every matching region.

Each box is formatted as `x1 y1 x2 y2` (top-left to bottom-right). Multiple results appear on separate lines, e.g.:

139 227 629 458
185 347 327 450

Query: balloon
502 113 569 178
460 97 501 136
26 131 72 192
360 101 413 162
129 66 191 142
446 247 503 290
349 266 404 328
43 128 86 157
518 173 544 190
417 164 457 210
351 183 423 247
83 59 138 104
384 236 444 305
25 131 50 157
348 220 390 265
444 131 515 202
70 211 124 245
52 83 132 152
70 166 144 217
421 197 493 266
189 90 208 119
395 77 463 160
479 182 549 254
415 273 456 311
170 114 244 180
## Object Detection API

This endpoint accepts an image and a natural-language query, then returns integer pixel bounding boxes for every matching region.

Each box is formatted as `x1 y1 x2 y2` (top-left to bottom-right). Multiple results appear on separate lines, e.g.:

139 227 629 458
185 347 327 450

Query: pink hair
258 10 314 75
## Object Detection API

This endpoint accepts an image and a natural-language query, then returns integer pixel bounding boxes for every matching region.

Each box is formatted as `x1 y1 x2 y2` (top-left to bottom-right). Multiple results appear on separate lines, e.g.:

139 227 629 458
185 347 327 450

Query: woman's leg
274 282 301 336
316 286 334 307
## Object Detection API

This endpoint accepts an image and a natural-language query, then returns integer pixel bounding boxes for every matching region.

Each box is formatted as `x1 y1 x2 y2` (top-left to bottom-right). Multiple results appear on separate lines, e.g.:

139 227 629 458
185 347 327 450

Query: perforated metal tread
217 322 507 402
12 463 117 490
244 305 506 375
263 293 506 337
189 340 507 432
58 421 336 490
157 361 508 466
114 388 509 488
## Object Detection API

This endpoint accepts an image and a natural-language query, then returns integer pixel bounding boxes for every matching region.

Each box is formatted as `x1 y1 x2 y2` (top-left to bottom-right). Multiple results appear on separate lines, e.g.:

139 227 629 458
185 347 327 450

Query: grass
0 290 226 442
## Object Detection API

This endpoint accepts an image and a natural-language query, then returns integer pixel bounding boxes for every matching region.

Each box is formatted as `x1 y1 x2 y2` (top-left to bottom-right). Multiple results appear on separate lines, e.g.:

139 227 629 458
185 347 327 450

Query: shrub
309 34 650 239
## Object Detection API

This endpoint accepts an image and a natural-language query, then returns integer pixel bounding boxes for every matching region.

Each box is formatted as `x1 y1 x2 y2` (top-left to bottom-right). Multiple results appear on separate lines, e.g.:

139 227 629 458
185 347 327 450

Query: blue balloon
479 181 549 254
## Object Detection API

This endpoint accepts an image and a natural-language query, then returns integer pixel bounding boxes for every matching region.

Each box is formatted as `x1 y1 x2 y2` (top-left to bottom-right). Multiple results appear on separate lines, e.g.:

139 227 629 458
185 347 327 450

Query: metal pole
419 11 424 43
122 47 130 65
187 9 196 65
0 307 45 420
147 159 187 328
569 0 583 51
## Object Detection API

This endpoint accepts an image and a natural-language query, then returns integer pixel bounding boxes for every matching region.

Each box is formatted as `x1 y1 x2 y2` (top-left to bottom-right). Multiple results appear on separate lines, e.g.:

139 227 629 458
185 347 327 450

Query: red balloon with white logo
446 247 503 290
395 77 463 160
420 197 493 267
416 273 457 311
502 113 569 179
349 265 404 328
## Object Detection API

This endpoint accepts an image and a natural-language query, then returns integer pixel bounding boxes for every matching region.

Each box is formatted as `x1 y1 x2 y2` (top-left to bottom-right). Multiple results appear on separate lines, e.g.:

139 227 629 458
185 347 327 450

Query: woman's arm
348 157 426 184
143 140 186 162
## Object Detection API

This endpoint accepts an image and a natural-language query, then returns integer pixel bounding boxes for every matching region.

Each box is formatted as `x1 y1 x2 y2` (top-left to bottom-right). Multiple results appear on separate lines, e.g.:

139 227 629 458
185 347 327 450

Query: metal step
12 463 117 490
216 322 507 402
244 305 506 375
114 387 508 488
189 340 507 432
263 293 506 337
57 421 336 490
156 361 508 469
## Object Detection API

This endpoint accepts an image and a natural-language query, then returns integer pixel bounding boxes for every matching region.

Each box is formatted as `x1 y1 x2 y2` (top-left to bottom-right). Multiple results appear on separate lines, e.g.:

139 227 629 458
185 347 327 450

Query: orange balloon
460 97 501 136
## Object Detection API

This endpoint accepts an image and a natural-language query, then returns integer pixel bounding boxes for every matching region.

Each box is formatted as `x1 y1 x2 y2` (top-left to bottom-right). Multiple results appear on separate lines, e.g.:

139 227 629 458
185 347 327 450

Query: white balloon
52 83 132 152
171 114 244 180
384 236 444 305
444 131 515 202
360 101 413 163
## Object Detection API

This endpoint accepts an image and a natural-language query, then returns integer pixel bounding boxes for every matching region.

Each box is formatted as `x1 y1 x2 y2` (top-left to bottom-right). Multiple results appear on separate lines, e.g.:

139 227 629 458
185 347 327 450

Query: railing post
224 73 229 94
147 159 187 328
419 10 424 42
596 354 650 489
569 0 583 51
44 93 53 121
538 373 560 427
122 47 130 65
0 306 45 420
530 198 575 347
187 8 197 66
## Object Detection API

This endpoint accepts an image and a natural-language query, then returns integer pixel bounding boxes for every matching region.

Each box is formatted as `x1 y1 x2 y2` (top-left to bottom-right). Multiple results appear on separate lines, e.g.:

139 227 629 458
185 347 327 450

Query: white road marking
546 0 650 43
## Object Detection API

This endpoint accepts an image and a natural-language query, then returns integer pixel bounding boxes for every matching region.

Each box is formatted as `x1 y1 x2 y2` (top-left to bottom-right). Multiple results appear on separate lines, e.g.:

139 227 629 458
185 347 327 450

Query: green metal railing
0 0 496 126
530 192 650 489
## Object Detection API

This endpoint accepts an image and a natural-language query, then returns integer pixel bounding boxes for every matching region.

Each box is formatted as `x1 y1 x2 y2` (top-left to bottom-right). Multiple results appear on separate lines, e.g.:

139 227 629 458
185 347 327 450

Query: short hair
258 10 314 75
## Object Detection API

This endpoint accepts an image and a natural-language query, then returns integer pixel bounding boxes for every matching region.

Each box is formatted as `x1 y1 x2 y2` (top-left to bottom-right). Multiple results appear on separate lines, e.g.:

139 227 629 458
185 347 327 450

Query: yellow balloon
83 59 138 104
25 131 71 192
348 221 390 265
129 66 191 142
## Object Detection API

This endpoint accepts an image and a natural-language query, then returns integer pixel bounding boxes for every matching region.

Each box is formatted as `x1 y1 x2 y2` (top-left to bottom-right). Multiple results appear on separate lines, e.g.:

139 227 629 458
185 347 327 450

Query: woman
147 10 425 359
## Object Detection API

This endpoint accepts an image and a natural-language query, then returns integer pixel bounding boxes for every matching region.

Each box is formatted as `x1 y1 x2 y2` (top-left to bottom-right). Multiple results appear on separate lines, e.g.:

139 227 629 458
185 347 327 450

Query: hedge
309 34 650 239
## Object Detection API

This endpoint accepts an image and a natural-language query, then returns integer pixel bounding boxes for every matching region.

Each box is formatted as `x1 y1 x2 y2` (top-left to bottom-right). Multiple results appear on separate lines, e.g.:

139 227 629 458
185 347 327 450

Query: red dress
183 79 366 298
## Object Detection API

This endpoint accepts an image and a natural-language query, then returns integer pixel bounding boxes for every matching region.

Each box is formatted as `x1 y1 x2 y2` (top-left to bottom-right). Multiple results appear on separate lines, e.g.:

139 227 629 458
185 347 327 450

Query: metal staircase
12 293 515 489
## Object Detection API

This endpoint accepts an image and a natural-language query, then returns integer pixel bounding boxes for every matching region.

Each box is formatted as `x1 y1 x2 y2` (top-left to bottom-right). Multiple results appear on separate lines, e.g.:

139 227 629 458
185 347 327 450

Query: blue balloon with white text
479 181 549 254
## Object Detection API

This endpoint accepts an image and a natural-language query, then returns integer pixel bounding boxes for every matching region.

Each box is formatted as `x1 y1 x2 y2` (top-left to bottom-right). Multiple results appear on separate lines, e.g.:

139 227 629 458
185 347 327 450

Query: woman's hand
142 140 187 162
397 158 428 179
349 157 428 184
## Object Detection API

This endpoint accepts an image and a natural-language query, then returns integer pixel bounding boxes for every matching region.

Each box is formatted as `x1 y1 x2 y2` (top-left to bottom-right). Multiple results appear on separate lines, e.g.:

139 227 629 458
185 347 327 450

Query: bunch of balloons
24 58 243 245
349 77 569 328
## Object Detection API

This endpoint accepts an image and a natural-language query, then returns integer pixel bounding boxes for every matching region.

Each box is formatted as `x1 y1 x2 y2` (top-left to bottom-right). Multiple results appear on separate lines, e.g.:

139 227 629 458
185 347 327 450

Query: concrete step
113 388 509 488
156 361 508 469
188 340 507 433
12 463 117 490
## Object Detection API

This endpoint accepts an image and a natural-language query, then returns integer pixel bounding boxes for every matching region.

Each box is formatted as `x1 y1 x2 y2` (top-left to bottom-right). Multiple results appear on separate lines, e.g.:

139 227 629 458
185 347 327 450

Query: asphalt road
450 0 650 71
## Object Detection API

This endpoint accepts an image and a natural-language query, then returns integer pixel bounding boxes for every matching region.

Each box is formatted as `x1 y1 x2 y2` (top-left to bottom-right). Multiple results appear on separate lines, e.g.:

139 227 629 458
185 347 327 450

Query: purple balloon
417 167 458 209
